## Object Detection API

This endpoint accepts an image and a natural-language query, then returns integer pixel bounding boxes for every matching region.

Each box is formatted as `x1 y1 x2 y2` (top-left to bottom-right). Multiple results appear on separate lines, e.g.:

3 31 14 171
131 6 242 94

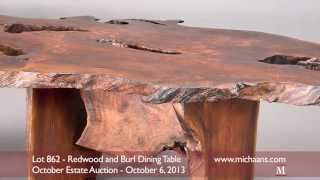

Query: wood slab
0 15 319 105
1 15 319 180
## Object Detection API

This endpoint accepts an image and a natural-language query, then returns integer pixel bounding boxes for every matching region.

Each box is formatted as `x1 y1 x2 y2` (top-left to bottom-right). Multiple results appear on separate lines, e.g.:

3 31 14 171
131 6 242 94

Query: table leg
27 88 101 180
185 99 259 180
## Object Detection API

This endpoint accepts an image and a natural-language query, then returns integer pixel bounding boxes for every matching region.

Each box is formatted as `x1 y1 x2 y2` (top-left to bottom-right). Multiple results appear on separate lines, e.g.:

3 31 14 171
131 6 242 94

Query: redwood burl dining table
0 15 320 180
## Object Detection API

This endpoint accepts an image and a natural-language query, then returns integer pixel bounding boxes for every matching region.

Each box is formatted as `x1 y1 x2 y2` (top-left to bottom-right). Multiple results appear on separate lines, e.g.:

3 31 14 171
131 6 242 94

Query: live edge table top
0 15 320 105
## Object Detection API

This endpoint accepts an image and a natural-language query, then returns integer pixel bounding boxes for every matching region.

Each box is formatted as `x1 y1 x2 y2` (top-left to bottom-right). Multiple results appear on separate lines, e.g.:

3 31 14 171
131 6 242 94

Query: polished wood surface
0 15 319 106
185 99 259 180
0 15 320 90
27 88 101 180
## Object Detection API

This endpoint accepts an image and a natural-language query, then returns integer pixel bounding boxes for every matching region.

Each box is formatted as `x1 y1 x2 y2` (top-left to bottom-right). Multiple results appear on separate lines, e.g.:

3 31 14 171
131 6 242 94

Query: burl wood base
27 88 101 180
27 88 258 180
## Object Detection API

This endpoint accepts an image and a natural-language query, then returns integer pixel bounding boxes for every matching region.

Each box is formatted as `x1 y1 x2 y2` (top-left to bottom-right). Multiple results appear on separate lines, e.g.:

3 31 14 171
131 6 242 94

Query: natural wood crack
97 38 182 54
259 55 320 71
0 44 25 56
127 19 166 25
4 23 88 33
106 20 129 25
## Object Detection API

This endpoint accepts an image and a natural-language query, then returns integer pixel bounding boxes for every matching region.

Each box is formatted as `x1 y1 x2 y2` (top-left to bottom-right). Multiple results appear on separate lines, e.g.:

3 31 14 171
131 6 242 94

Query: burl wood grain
0 15 320 106
77 90 187 152
27 88 101 180
185 99 259 180
76 90 259 180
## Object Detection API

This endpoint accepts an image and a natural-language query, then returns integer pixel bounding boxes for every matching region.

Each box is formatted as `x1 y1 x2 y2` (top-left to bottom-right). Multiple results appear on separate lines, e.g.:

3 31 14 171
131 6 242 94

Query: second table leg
185 99 259 180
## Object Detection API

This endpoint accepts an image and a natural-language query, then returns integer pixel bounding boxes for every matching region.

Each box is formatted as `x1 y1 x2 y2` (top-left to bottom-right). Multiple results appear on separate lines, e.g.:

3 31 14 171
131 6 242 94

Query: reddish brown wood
0 15 320 90
77 90 186 152
27 88 101 180
0 15 319 106
0 15 318 180
185 99 259 180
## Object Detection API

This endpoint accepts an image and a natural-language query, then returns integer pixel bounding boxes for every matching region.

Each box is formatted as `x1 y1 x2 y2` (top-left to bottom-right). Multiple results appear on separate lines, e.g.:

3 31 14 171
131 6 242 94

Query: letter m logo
276 165 286 176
